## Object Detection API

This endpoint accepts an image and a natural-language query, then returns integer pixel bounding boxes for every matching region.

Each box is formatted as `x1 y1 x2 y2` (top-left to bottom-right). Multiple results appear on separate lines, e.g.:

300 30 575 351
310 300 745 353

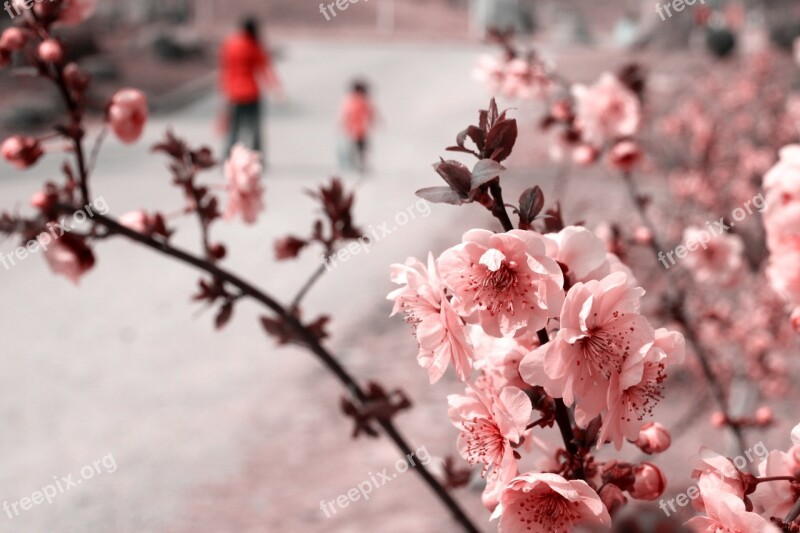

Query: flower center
462 417 505 474
512 489 582 532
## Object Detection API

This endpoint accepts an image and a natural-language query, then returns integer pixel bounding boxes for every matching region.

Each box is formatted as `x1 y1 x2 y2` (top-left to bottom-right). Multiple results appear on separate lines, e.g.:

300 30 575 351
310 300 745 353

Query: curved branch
56 204 481 533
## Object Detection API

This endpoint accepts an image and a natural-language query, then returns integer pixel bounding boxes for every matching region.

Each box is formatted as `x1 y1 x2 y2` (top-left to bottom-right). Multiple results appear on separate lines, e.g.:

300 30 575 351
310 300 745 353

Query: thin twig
619 171 748 460
290 261 329 313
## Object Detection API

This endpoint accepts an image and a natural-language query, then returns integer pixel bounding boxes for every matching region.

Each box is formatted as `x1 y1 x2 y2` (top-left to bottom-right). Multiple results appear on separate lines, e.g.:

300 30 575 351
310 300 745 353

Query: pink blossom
754 406 773 426
447 383 531 477
750 450 799 518
108 89 149 144
519 271 655 423
481 465 517 513
469 328 534 390
0 28 26 51
542 225 609 284
389 254 473 383
472 55 506 94
572 73 641 145
766 250 800 308
1 135 43 169
685 476 779 533
793 422 800 446
502 58 548 100
763 145 800 206
41 231 95 284
599 328 684 449
572 143 598 166
224 144 264 224
119 211 150 234
437 229 565 337
37 39 63 63
607 139 642 172
682 226 744 287
691 448 747 501
635 422 672 454
492 472 611 533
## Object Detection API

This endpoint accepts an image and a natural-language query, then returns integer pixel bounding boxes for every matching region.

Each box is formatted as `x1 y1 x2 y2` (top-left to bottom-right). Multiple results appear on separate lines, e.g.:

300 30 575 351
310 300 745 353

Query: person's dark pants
225 99 263 157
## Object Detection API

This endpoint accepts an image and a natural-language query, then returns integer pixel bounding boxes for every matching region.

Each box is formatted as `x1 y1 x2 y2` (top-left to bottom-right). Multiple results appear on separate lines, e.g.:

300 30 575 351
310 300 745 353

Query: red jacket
340 93 374 140
220 33 269 104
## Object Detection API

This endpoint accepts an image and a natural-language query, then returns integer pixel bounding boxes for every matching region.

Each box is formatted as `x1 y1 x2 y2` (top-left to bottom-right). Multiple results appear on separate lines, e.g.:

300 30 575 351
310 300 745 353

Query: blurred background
1 0 800 532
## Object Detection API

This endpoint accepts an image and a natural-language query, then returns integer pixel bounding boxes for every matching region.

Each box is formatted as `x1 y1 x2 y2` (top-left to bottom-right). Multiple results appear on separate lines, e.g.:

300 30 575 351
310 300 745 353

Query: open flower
108 89 148 144
447 382 531 477
598 328 684 449
691 448 747 503
682 226 744 287
685 476 779 533
572 73 641 145
750 450 799 518
492 472 611 533
224 144 264 224
437 229 565 337
520 271 654 423
543 225 612 285
389 254 473 383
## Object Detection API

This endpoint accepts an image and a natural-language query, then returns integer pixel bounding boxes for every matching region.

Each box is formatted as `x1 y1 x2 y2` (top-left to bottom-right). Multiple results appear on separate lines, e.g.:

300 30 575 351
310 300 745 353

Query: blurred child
339 80 376 173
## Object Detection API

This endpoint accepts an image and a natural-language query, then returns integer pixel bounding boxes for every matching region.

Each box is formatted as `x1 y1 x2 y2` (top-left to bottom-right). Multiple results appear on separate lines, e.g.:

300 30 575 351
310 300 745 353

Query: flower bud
634 226 654 246
635 422 671 454
754 406 773 426
30 190 57 211
119 210 150 234
629 462 666 501
38 39 64 63
108 88 148 144
608 140 642 172
791 307 800 333
1 135 44 169
572 144 598 166
0 28 27 51
209 243 226 260
599 483 627 516
710 411 727 428
550 100 572 122
63 62 90 92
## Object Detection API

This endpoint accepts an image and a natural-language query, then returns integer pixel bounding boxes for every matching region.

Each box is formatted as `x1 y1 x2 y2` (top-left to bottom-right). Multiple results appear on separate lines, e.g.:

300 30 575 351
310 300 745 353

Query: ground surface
0 39 787 533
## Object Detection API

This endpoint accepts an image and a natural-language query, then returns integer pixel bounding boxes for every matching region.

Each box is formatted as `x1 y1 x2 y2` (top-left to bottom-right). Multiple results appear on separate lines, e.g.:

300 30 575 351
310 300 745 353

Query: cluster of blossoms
687 423 800 532
644 50 800 397
0 1 270 289
473 32 644 174
764 146 800 330
390 98 687 532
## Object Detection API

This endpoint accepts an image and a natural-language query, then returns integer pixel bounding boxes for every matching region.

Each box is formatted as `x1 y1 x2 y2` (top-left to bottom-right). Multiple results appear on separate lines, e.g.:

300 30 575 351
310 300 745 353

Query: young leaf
471 159 506 190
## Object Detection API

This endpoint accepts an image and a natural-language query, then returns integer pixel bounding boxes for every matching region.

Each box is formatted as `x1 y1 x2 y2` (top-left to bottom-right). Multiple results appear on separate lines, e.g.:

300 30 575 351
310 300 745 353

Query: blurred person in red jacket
339 79 376 174
220 16 282 160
